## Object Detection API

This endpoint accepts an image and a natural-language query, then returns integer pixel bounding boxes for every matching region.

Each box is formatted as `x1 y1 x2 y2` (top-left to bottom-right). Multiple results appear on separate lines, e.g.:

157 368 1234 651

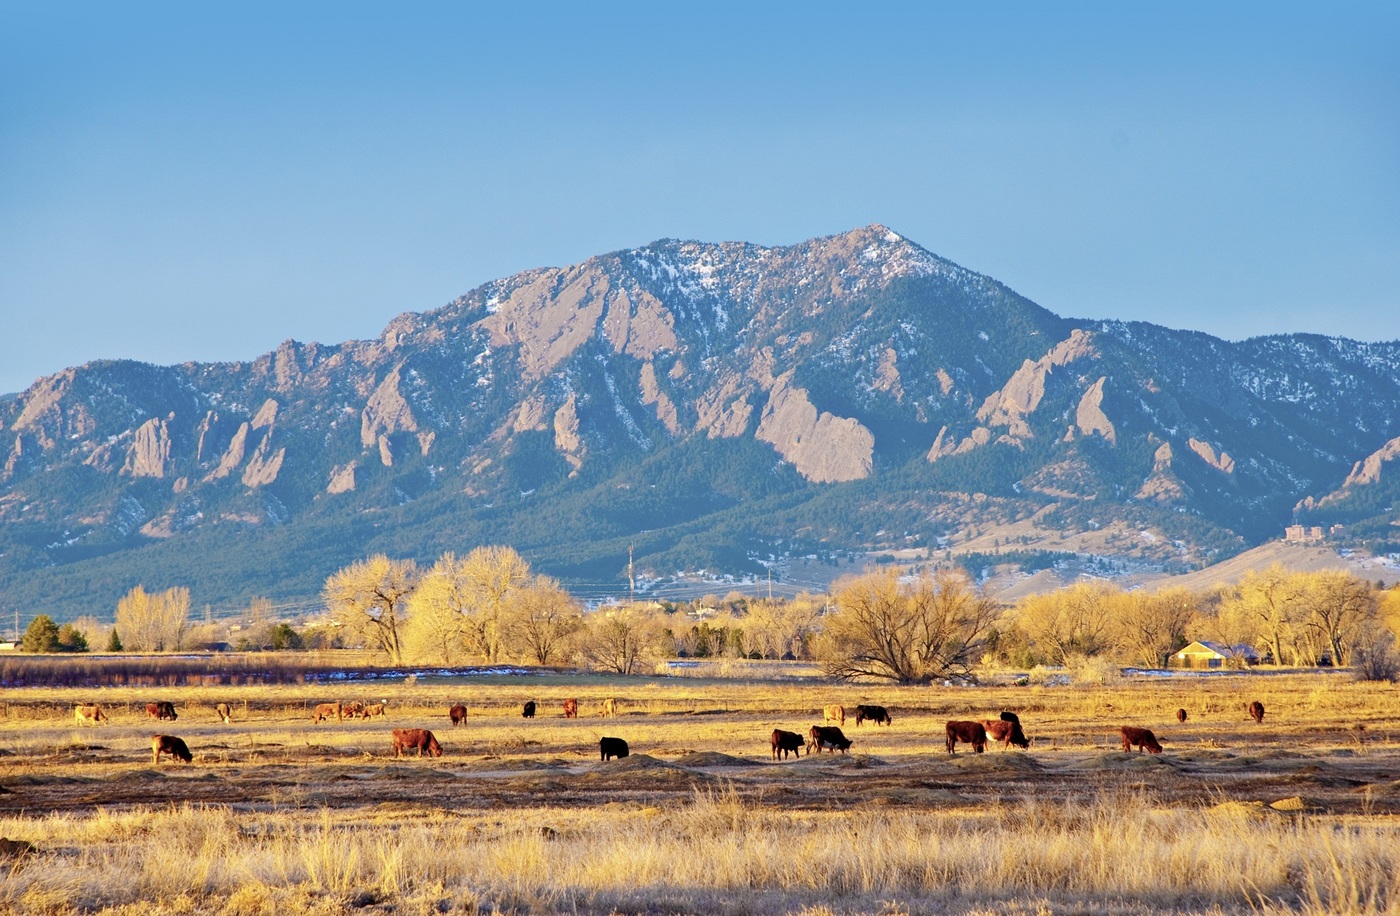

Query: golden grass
0 670 1398 914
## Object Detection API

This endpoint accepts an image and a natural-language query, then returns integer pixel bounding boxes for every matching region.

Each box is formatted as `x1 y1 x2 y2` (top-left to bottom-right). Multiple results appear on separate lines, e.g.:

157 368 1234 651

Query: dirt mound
594 753 672 772
112 769 168 782
948 752 1044 773
675 751 761 768
1269 795 1322 812
1077 752 1177 771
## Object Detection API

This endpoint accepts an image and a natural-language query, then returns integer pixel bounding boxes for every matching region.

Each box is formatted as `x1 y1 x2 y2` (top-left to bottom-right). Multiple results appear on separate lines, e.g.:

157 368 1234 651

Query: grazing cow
563 698 578 719
342 701 365 718
1000 710 1023 727
981 719 1030 750
601 697 617 718
73 705 108 727
146 701 177 721
600 737 629 760
522 700 537 719
1248 700 1265 723
854 704 892 727
449 704 468 726
360 700 387 719
151 735 193 764
391 728 442 758
807 725 853 755
215 703 233 724
822 704 845 726
1120 725 1164 754
1176 708 1188 724
312 702 342 723
771 728 805 760
945 720 987 755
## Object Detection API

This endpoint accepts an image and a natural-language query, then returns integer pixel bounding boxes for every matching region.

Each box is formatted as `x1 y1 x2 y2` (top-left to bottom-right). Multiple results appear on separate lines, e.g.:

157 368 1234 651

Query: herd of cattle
63 696 1269 766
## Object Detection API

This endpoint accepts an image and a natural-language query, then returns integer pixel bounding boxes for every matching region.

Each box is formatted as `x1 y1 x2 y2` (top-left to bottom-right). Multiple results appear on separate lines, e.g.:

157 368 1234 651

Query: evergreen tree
21 615 61 653
106 629 123 652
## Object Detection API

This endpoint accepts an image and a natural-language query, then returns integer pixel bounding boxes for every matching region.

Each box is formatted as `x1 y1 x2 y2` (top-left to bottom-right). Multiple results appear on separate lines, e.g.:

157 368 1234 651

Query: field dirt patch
674 751 761 768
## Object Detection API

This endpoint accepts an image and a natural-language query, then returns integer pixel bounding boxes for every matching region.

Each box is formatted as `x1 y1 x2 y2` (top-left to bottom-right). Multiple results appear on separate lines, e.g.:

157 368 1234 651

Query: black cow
854 704 891 726
146 701 178 721
600 736 629 760
807 725 852 755
770 728 805 760
522 700 537 719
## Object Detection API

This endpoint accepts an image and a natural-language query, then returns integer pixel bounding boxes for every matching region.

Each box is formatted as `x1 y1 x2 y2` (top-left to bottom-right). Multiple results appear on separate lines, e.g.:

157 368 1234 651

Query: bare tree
1117 587 1196 667
322 555 418 664
1304 570 1375 666
115 585 190 652
505 576 583 665
744 594 822 659
1013 581 1124 664
459 546 531 662
818 568 999 684
580 604 666 674
403 554 474 664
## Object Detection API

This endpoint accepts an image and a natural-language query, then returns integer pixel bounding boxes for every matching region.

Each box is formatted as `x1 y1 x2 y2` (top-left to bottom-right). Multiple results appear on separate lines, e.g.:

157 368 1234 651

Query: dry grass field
1 668 1399 915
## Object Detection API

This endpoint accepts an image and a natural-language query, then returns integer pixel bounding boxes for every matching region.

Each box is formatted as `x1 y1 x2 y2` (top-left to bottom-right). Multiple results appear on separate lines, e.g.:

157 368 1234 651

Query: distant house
1173 640 1260 669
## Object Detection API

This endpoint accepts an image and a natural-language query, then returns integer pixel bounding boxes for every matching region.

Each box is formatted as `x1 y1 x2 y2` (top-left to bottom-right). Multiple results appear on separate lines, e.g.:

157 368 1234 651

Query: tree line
20 550 1400 685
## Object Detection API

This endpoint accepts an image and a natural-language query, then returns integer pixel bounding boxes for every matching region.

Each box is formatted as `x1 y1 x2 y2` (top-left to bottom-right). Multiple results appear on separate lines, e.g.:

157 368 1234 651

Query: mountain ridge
4 225 1399 620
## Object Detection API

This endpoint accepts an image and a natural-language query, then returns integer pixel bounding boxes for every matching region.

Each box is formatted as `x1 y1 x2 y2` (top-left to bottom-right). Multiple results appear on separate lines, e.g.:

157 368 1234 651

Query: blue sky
3 3 1398 396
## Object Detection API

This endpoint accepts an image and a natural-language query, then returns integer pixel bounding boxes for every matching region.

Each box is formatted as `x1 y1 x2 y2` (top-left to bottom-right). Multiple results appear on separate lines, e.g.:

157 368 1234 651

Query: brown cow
1248 700 1265 723
563 698 578 719
1121 725 1164 753
945 720 987 754
1176 708 1188 723
391 728 442 758
600 697 617 718
73 705 108 727
215 703 233 724
981 719 1030 750
151 735 193 764
146 701 177 721
771 728 805 760
854 704 891 726
360 700 387 719
312 702 342 723
822 704 845 726
449 704 468 726
342 701 365 718
807 725 852 755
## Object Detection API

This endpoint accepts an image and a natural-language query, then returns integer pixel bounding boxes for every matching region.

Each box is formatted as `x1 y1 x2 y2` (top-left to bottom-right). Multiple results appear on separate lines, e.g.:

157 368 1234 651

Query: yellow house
1173 640 1259 669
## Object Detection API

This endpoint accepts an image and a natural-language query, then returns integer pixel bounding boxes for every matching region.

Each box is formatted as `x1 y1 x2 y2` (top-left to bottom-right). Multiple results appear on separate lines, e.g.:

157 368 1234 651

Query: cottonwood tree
1117 587 1195 667
1219 565 1307 665
461 546 531 662
403 553 475 664
322 555 418 665
818 568 999 684
1013 580 1125 664
505 576 583 665
115 585 190 652
580 604 666 674
1303 570 1374 666
745 594 822 659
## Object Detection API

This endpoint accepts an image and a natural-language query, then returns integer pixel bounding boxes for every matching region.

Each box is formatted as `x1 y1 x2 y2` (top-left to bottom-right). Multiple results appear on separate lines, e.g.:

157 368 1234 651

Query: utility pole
628 544 635 606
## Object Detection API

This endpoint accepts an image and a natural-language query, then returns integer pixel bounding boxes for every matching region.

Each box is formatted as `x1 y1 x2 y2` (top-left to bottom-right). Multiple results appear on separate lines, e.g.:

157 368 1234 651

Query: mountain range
5 225 1400 621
